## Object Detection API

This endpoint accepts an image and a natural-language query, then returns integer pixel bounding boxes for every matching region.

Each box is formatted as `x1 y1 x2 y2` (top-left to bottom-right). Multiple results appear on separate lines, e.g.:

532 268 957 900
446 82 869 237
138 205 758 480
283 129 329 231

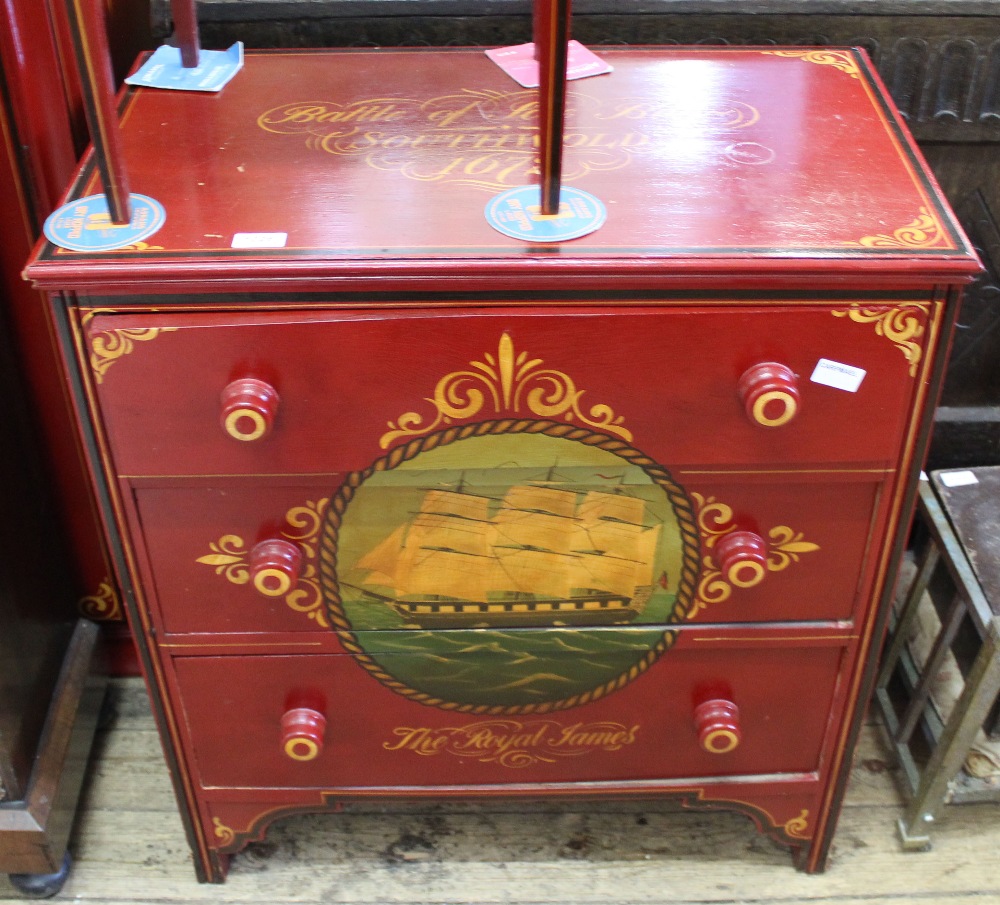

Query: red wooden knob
249 539 302 597
694 699 742 754
737 362 799 428
715 530 768 589
220 378 279 442
281 707 326 762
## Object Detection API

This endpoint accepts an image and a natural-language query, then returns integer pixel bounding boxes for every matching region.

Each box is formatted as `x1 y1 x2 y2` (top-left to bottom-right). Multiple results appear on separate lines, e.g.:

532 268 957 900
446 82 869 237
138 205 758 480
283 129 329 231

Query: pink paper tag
485 41 613 88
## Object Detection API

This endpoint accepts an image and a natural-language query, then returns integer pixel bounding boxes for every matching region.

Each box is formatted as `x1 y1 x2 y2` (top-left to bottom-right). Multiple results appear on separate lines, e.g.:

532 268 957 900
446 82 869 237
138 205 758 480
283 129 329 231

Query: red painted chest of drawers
26 46 980 880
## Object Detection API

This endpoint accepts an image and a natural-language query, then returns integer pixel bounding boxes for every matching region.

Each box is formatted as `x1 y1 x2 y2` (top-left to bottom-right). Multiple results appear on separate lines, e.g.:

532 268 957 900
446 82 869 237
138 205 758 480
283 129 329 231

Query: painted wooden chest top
29 46 975 288
26 46 980 881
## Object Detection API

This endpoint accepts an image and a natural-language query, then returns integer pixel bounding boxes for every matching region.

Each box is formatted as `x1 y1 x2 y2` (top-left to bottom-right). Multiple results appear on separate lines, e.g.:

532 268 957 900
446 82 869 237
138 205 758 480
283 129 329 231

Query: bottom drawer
174 638 843 789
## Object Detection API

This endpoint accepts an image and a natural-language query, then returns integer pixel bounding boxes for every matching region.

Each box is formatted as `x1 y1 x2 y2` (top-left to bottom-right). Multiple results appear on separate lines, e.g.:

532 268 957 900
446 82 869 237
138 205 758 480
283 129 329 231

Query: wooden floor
3 677 999 904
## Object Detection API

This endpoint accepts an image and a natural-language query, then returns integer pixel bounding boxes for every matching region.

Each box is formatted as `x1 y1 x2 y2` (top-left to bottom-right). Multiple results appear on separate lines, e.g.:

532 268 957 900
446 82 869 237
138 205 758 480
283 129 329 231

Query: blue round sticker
43 194 166 251
485 185 606 242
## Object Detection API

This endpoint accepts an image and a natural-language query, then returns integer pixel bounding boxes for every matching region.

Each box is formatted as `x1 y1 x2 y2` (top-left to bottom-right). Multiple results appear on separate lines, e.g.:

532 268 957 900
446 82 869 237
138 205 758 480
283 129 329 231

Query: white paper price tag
810 359 866 393
939 470 979 488
231 232 288 248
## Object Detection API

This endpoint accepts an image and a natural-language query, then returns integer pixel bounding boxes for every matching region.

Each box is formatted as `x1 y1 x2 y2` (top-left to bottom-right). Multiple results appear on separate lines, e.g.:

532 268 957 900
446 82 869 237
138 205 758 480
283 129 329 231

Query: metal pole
64 0 132 224
171 0 201 68
537 0 571 215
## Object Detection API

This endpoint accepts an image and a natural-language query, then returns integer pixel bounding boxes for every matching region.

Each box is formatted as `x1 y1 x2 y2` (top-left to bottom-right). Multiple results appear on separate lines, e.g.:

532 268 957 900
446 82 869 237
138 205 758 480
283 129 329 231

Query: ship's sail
500 485 578 519
354 482 662 612
355 523 408 589
404 544 495 601
489 546 579 599
492 486 577 552
420 489 493 522
489 484 580 598
357 489 495 601
574 524 662 596
571 490 662 596
577 491 645 526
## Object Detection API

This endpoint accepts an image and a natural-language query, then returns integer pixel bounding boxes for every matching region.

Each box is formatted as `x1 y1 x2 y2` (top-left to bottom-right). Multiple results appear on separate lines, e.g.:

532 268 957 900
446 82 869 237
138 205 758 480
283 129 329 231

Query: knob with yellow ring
280 707 326 762
737 362 799 428
715 529 769 590
220 377 280 442
249 538 303 597
694 699 742 754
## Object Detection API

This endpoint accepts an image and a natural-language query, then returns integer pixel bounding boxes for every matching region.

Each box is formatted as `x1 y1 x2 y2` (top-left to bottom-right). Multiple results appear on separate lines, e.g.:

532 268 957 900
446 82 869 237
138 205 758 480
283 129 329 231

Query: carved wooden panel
150 4 1000 141
945 190 1000 407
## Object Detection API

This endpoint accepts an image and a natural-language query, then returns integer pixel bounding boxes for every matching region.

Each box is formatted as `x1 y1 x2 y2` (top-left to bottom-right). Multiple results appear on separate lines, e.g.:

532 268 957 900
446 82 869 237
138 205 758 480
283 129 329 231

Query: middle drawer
129 472 886 635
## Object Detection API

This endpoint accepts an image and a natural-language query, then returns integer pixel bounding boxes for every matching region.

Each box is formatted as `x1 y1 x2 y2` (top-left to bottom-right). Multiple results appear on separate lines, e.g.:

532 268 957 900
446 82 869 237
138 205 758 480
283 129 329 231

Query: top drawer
87 303 927 476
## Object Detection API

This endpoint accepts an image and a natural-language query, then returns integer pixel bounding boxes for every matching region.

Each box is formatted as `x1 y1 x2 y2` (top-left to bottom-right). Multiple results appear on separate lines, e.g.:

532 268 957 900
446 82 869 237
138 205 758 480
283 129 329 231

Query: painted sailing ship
351 482 663 628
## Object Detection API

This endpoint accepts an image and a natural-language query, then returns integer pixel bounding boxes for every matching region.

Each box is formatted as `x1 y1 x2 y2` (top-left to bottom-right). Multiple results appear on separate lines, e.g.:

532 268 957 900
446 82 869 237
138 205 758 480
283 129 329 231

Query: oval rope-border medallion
319 419 701 715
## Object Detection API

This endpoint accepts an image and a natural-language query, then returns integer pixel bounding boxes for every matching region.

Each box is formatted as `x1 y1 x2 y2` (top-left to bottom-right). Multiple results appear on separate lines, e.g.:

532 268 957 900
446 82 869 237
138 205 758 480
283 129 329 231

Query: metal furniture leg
897 619 1000 850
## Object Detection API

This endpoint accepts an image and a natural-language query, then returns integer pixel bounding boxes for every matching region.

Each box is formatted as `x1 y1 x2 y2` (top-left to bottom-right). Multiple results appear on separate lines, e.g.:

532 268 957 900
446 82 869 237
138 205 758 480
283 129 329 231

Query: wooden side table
875 466 1000 850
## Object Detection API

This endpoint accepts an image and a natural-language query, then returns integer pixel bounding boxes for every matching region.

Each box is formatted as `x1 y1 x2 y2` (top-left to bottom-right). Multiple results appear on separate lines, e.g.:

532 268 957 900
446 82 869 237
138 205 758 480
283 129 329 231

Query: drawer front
132 481 337 635
89 304 924 477
173 641 843 789
132 475 883 635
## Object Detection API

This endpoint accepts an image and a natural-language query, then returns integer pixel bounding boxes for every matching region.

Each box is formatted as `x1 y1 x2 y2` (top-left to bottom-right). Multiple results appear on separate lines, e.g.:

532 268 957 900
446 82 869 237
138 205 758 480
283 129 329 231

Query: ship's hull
388 587 654 629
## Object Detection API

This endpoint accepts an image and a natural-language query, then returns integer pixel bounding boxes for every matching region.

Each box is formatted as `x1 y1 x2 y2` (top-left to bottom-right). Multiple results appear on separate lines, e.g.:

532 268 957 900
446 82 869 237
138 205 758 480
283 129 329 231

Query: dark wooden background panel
0 0 154 672
0 0 137 885
0 288 76 802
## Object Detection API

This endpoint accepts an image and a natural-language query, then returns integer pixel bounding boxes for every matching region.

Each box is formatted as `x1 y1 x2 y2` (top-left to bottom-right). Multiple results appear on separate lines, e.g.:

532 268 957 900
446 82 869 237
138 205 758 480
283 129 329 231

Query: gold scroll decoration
379 332 632 449
78 576 122 620
761 49 861 79
82 309 177 384
197 499 330 628
784 809 811 839
831 303 928 377
686 492 819 619
853 207 948 251
212 818 235 845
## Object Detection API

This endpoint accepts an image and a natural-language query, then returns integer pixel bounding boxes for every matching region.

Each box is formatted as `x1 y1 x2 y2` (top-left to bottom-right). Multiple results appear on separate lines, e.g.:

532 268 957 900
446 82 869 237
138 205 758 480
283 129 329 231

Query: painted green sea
351 626 677 708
